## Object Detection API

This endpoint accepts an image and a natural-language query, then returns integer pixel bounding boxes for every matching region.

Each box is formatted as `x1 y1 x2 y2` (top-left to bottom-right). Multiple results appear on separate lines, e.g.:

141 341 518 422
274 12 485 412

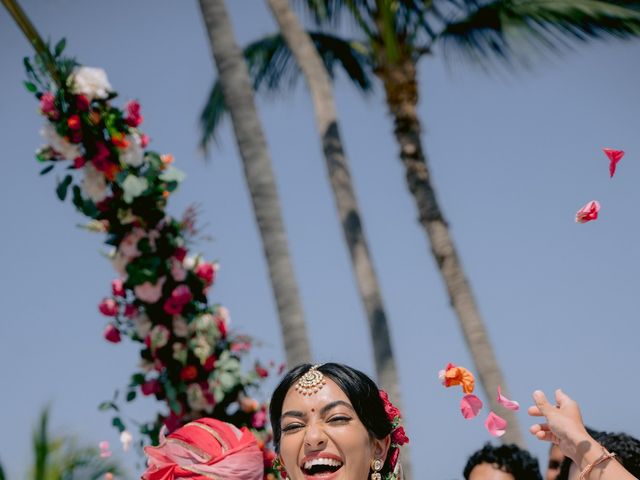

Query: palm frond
33 408 51 480
199 32 373 153
438 0 640 68
0 458 6 480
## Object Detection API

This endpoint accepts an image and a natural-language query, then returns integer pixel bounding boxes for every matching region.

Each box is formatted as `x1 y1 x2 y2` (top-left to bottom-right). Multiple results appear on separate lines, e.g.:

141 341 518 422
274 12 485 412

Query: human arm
528 389 637 480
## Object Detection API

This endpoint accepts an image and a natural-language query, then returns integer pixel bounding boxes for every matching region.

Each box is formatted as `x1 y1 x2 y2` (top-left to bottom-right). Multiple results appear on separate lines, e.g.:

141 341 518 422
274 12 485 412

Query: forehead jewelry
295 364 326 396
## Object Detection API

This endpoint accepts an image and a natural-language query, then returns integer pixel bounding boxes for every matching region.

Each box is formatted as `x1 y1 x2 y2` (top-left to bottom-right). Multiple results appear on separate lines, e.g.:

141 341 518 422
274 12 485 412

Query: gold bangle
578 447 617 480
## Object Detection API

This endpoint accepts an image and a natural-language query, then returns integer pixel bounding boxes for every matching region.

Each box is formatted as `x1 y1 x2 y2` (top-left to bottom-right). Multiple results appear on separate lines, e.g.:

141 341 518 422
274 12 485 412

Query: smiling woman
269 363 407 480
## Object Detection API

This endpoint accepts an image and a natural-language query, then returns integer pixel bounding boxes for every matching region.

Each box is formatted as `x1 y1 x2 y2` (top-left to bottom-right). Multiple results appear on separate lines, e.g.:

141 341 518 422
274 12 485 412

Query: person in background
463 443 542 480
546 444 565 480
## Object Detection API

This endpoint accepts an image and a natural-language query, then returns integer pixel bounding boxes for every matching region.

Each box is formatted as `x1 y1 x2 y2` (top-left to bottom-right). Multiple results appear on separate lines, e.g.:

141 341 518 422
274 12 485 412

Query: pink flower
231 342 251 352
39 92 58 118
112 279 126 297
195 262 216 287
485 411 508 437
140 133 150 148
124 100 144 127
119 228 145 258
170 257 187 282
603 148 624 178
99 441 112 458
251 409 267 429
163 285 192 315
575 200 600 224
98 298 118 317
103 324 121 343
134 277 166 304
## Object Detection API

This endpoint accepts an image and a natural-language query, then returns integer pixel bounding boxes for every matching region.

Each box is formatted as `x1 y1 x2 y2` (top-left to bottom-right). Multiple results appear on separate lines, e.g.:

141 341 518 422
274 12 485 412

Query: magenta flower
98 298 118 317
112 278 126 297
103 324 121 343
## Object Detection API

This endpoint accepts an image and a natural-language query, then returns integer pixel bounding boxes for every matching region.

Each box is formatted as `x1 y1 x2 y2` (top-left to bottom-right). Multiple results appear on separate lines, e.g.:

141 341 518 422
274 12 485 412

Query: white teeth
303 458 343 469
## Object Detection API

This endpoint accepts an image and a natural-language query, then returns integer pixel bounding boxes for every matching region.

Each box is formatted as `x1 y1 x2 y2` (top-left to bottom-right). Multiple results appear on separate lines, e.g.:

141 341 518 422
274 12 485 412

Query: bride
269 363 407 480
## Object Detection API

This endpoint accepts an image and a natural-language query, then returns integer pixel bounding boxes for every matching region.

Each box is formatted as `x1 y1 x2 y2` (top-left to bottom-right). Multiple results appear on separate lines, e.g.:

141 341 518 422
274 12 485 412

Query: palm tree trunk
376 59 523 446
265 0 402 403
198 0 312 366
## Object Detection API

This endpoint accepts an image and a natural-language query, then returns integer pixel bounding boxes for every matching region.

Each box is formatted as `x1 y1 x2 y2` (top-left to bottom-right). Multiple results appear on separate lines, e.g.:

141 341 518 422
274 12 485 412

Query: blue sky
1 1 639 478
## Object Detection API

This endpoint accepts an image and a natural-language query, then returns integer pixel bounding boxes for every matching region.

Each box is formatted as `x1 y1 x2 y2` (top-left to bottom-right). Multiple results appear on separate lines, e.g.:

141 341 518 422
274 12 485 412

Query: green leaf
129 373 146 387
98 401 118 412
55 174 73 201
54 38 66 57
126 390 136 402
112 417 126 433
24 81 37 93
39 164 55 175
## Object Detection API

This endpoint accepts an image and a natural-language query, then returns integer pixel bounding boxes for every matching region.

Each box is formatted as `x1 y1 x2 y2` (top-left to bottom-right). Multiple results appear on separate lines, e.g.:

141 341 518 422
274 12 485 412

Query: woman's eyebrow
281 410 305 419
320 400 354 416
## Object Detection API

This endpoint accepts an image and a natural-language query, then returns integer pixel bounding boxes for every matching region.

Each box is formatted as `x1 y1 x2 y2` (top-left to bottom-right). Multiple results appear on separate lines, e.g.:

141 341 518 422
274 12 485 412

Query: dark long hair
269 363 395 473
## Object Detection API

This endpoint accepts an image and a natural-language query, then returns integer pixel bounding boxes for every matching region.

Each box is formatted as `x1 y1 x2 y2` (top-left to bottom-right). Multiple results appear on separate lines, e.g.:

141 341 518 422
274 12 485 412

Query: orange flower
111 132 130 149
161 153 174 165
440 363 475 394
162 190 170 199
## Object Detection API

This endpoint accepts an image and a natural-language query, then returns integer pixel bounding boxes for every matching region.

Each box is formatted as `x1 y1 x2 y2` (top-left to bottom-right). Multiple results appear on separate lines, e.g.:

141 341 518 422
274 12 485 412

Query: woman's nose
303 423 327 449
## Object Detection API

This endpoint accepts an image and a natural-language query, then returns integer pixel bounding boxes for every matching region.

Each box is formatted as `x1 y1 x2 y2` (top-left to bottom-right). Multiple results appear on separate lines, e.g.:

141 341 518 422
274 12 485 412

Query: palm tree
30 408 121 480
197 0 312 367
264 0 403 407
201 0 640 445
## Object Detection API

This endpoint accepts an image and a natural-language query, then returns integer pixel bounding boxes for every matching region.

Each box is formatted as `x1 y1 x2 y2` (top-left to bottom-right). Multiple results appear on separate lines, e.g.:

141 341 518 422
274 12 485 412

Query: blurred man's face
546 445 564 480
468 463 515 480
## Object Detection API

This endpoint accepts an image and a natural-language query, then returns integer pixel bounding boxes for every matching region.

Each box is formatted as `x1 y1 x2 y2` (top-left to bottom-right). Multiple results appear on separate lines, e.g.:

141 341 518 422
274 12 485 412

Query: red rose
39 92 59 119
214 315 227 338
124 304 138 318
391 426 409 446
103 324 121 343
389 448 400 470
180 365 198 382
76 94 90 111
203 355 217 371
67 114 81 130
163 296 183 315
124 100 143 127
73 156 86 169
195 263 215 287
174 246 187 262
141 379 159 396
111 279 126 297
98 298 118 317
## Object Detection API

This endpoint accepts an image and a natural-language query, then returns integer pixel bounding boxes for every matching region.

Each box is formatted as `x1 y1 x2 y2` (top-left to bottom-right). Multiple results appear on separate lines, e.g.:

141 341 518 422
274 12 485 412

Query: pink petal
485 411 507 437
575 200 600 224
99 440 112 458
460 394 483 419
603 148 624 178
497 385 520 411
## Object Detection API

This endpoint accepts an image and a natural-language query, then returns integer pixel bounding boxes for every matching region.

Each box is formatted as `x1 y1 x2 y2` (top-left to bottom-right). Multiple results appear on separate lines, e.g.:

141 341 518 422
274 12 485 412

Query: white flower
81 163 108 203
186 383 212 413
68 66 112 101
121 174 148 203
119 430 133 452
40 123 82 160
183 255 198 270
120 134 145 167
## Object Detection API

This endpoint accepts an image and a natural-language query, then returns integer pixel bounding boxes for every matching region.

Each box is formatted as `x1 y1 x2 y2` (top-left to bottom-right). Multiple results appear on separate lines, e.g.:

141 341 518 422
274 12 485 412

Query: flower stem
1 0 61 85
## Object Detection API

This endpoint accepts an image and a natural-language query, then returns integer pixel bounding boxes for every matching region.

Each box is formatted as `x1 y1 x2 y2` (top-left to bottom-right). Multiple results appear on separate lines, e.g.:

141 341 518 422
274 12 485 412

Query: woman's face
279 378 389 480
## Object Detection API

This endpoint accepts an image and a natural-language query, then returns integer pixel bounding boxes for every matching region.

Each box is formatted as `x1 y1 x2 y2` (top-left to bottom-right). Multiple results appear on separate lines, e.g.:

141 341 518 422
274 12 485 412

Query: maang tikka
295 364 326 396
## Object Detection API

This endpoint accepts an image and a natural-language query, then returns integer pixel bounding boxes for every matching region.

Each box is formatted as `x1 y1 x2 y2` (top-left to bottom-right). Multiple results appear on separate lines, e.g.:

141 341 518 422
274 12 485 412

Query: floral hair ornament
294 364 326 396
379 390 409 480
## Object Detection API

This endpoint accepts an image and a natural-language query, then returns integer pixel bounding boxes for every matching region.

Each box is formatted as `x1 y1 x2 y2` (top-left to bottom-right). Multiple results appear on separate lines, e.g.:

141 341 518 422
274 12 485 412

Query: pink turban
142 418 263 480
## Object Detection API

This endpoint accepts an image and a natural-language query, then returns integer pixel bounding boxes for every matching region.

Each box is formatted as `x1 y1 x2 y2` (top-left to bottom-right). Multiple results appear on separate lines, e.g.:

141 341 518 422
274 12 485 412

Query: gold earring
371 458 383 480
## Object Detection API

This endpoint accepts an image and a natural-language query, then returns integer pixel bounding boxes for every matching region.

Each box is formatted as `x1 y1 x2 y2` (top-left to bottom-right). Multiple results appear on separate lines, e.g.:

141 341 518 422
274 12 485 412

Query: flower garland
23 40 279 476
379 390 409 480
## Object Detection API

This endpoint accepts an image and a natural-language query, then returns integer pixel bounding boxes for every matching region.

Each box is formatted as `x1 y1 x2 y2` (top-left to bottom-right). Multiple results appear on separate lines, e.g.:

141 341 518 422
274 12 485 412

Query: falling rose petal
603 148 624 178
460 394 483 419
438 369 446 385
497 385 520 411
120 430 133 452
485 411 508 437
575 200 600 224
99 440 112 458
